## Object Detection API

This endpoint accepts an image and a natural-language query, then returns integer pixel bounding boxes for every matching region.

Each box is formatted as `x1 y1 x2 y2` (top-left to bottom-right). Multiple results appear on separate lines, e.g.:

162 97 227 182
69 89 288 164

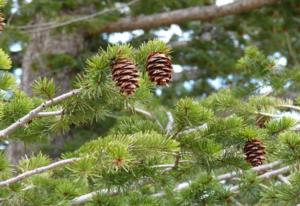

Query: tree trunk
6 24 84 163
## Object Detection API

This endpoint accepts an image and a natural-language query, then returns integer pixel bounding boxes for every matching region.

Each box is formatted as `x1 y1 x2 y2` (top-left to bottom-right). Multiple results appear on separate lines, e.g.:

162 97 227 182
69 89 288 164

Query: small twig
166 112 174 135
217 161 283 181
179 124 208 135
173 152 181 170
0 158 81 187
277 174 291 185
133 107 163 130
230 197 243 206
277 104 300 112
37 110 64 117
71 189 118 205
254 112 282 118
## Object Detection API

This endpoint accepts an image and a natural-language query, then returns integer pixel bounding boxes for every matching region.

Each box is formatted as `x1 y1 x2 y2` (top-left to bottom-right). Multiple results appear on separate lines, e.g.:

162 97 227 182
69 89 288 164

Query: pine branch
18 0 141 32
277 104 300 112
0 158 81 187
230 165 291 192
217 160 283 181
71 189 118 205
153 160 284 197
133 107 163 130
95 0 279 33
71 160 283 203
0 88 82 139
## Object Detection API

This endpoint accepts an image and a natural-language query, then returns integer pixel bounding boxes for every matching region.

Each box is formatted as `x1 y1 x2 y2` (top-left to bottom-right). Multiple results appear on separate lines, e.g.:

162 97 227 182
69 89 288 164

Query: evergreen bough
0 3 299 205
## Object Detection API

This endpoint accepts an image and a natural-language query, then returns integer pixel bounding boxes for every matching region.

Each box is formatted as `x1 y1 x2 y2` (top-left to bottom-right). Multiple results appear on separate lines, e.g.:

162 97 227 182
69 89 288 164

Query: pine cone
0 15 5 32
244 139 266 167
111 58 139 96
146 52 172 86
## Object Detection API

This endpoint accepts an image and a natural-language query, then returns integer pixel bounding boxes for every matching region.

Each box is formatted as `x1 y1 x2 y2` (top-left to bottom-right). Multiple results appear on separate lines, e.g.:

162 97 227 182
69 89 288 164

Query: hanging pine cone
244 139 266 167
0 15 5 32
110 58 139 96
146 52 172 86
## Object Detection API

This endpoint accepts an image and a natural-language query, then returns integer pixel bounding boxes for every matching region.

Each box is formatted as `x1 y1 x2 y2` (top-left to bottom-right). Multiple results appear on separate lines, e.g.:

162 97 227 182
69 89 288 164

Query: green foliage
260 172 300 205
177 173 229 205
32 77 56 99
237 171 262 204
18 153 51 172
0 38 298 205
2 91 33 125
236 46 275 77
174 97 213 130
0 49 12 70
41 53 79 71
278 131 300 162
0 152 11 179
0 71 17 90
266 117 297 135
0 0 6 8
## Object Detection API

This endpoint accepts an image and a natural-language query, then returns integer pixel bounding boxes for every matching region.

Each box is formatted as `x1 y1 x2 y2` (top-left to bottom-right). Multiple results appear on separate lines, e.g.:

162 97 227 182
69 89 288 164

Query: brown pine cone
244 139 266 167
146 52 172 86
111 58 139 96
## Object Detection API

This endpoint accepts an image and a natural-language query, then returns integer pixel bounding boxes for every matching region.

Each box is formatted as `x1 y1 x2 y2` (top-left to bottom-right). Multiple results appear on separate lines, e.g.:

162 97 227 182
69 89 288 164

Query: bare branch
133 107 163 130
0 88 82 139
217 160 283 181
278 174 291 185
18 0 278 34
96 0 279 33
277 104 300 112
230 165 290 192
0 158 81 187
166 112 174 135
154 160 283 197
254 112 282 118
37 110 64 117
179 123 208 135
71 189 118 205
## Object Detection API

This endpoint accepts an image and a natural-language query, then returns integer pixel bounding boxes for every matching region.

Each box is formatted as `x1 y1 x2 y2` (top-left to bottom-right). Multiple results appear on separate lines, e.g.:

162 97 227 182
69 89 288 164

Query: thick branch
0 158 81 187
97 0 279 33
0 88 82 139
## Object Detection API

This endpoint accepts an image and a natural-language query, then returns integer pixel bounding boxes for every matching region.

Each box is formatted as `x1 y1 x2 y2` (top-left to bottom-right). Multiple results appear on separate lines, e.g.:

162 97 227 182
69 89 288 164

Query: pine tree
0 0 299 205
